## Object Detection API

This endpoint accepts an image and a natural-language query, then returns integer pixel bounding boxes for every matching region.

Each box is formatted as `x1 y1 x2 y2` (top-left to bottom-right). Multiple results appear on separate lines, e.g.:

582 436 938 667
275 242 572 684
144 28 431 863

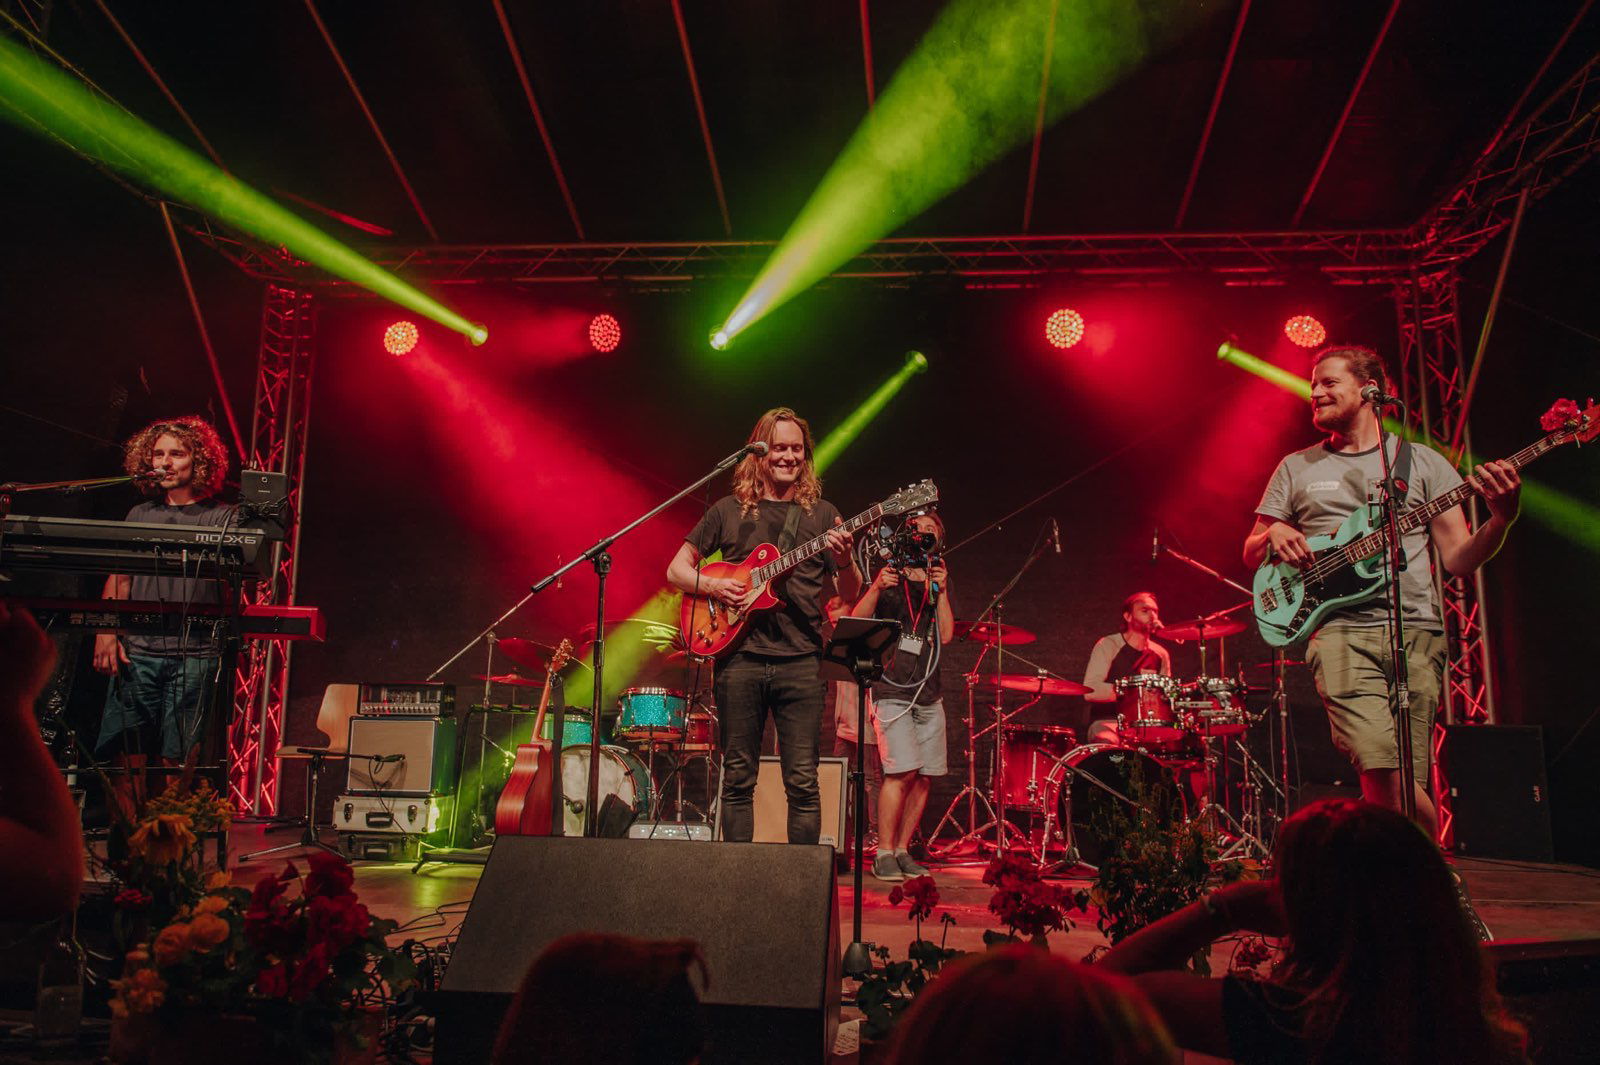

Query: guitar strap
776 501 805 555
1386 433 1415 504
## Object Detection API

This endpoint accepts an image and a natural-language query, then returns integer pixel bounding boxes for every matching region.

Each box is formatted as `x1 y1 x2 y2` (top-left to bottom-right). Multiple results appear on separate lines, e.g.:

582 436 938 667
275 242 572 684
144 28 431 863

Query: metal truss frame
227 285 317 816
1392 267 1497 848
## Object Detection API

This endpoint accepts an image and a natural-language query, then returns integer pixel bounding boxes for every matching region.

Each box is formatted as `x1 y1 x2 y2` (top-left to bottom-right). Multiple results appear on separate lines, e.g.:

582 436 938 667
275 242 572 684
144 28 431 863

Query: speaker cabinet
1488 938 1600 1064
345 716 457 796
432 836 840 1065
751 755 849 847
1443 725 1555 861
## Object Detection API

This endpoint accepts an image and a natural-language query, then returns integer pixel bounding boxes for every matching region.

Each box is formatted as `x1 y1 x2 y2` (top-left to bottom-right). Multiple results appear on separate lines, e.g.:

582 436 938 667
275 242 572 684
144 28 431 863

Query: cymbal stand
926 652 1003 860
1191 734 1271 863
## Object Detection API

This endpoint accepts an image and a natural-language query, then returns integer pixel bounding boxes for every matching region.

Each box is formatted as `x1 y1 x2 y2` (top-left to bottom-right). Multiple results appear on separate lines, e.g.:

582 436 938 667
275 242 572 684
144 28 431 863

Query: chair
240 683 359 863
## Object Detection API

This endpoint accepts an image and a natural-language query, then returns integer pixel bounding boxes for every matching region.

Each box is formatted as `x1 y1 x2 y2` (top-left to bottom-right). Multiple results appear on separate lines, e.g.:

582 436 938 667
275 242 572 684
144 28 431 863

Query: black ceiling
5 0 1599 254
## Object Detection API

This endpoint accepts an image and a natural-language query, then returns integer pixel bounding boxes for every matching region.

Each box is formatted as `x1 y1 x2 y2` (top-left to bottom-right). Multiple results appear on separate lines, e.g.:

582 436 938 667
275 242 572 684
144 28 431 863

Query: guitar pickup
1279 575 1296 604
1260 589 1278 613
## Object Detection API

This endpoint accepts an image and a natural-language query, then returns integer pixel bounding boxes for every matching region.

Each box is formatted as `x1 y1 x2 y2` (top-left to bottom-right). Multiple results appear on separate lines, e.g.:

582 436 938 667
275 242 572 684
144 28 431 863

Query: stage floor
223 823 1600 963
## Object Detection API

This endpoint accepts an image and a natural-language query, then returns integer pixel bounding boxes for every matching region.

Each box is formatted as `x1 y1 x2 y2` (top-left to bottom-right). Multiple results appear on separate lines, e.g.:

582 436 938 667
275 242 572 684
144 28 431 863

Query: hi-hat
1156 617 1246 642
952 620 1037 645
977 673 1091 696
473 672 546 688
497 637 558 670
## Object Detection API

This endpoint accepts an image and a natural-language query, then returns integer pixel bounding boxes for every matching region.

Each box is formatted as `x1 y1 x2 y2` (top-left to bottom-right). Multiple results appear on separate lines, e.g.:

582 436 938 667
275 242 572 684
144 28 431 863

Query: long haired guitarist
1242 345 1521 835
666 407 860 843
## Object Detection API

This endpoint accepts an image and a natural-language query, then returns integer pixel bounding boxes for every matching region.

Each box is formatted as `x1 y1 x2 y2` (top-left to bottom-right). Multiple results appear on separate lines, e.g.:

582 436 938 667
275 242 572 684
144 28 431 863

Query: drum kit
930 611 1273 870
472 629 722 838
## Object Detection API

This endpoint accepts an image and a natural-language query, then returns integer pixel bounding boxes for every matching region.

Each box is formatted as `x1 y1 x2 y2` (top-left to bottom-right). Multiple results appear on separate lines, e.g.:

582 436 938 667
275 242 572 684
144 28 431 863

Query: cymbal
952 620 1037 646
978 673 1092 696
496 637 557 670
1247 659 1305 668
1155 617 1246 642
473 672 546 688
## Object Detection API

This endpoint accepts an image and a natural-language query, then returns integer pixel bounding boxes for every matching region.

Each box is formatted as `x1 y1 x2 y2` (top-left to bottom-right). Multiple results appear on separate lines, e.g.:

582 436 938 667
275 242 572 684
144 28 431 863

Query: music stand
821 615 901 978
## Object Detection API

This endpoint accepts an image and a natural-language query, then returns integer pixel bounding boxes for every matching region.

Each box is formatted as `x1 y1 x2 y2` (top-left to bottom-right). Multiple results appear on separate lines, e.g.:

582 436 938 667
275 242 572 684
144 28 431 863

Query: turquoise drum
615 687 687 742
538 709 595 748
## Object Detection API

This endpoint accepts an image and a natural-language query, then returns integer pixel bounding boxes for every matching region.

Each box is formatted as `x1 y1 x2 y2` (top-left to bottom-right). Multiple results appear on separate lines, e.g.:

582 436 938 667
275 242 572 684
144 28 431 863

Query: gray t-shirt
1255 437 1463 630
122 499 239 655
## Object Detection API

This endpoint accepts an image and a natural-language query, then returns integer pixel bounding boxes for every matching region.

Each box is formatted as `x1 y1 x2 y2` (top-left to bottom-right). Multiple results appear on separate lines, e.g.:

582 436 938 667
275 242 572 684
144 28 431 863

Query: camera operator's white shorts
872 697 948 776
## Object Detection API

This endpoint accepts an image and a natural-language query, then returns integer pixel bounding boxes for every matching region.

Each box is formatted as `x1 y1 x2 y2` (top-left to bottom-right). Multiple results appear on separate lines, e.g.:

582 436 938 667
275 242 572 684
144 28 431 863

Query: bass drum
558 744 653 837
1045 744 1188 870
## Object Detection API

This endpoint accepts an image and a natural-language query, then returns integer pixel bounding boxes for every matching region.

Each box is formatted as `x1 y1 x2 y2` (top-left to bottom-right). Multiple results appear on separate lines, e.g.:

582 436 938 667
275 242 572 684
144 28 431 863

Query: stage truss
227 285 316 816
218 51 1600 825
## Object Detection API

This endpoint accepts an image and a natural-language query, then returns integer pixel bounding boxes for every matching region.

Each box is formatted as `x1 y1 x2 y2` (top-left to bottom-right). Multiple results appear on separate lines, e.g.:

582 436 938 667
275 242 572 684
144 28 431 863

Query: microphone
371 753 405 765
1361 383 1404 408
134 468 167 482
1151 527 1160 563
744 440 770 457
1051 518 1061 555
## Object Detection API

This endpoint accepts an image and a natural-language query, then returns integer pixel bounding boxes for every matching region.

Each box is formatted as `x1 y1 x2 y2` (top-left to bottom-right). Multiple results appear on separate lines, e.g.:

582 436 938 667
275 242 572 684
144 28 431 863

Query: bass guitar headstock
1541 398 1600 447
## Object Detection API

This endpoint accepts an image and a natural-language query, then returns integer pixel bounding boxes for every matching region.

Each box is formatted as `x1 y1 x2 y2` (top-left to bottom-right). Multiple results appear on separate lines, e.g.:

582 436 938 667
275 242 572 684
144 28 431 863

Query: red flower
304 851 355 899
306 893 370 952
900 876 940 921
113 888 151 910
1541 398 1583 432
287 943 332 1001
255 962 290 999
888 885 904 906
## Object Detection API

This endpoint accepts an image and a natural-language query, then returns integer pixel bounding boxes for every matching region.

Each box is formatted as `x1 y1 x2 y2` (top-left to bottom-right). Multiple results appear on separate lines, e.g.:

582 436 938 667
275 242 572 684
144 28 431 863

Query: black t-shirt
121 499 239 656
685 495 842 657
1222 976 1375 1065
1107 640 1162 684
868 568 946 703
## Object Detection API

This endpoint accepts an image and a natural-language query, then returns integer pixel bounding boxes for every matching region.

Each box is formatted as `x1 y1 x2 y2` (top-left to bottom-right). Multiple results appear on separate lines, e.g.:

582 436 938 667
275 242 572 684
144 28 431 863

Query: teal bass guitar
1252 399 1596 646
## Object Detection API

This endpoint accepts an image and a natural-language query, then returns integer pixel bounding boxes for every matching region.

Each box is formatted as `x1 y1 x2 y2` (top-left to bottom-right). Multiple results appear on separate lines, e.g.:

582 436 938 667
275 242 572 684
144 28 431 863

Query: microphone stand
528 444 760 836
1373 419 1417 821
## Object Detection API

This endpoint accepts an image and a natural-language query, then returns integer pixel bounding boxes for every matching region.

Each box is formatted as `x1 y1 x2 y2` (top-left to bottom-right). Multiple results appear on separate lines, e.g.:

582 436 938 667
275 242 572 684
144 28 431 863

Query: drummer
1081 591 1172 747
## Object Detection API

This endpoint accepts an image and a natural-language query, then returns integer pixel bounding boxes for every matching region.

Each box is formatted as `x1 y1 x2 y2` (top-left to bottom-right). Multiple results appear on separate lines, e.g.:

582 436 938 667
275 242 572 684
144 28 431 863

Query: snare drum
1113 673 1185 747
997 725 1078 810
682 711 718 750
1044 744 1188 869
615 687 687 742
537 709 595 749
558 744 653 836
1179 676 1250 736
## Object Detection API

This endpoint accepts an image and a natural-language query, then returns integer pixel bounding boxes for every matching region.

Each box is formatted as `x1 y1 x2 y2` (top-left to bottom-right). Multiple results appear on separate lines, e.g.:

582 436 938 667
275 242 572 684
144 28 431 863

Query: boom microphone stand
1371 415 1417 821
527 441 767 835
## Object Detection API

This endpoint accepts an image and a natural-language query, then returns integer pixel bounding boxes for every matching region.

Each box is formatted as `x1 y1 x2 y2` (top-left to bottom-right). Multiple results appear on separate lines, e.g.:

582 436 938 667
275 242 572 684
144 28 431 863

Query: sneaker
1449 866 1493 943
872 851 905 882
895 850 931 878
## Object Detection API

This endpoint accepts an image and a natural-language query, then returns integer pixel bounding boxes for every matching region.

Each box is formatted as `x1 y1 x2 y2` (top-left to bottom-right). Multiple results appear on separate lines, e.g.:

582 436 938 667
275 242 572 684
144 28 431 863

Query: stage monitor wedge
432 836 840 1065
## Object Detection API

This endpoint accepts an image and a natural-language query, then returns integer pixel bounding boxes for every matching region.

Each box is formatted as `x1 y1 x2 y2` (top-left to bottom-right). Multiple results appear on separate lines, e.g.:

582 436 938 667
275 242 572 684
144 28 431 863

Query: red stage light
1045 308 1085 349
384 320 420 356
588 313 622 353
1284 315 1326 348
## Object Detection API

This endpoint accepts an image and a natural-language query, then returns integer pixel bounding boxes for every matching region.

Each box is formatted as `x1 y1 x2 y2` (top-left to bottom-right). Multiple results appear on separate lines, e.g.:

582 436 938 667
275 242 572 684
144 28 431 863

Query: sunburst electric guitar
1253 398 1598 647
679 480 939 659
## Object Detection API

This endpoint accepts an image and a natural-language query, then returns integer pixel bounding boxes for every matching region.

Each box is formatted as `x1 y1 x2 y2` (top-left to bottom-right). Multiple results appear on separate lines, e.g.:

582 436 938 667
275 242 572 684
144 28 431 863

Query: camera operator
852 510 954 882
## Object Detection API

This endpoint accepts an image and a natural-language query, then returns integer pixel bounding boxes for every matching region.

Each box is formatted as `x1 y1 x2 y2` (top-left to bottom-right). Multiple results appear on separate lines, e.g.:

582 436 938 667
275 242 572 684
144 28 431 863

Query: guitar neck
529 674 556 743
751 504 885 584
1347 432 1557 561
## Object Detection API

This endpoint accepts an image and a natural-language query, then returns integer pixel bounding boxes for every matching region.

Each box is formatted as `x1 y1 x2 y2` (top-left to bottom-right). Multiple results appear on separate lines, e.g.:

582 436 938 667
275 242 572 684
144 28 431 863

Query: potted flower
109 850 417 1065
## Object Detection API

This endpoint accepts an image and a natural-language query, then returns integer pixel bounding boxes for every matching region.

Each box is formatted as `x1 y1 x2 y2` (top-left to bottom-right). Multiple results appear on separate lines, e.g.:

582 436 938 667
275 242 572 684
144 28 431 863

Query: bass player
1242 345 1520 834
666 408 860 844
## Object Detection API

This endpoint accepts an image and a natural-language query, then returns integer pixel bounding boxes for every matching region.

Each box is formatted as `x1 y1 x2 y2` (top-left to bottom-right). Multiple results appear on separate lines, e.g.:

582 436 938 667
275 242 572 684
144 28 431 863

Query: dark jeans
716 653 825 844
98 653 220 760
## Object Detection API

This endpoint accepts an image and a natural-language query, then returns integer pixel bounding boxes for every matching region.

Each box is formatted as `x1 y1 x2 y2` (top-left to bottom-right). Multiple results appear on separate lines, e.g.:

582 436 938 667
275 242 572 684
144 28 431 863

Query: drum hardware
1035 744 1189 872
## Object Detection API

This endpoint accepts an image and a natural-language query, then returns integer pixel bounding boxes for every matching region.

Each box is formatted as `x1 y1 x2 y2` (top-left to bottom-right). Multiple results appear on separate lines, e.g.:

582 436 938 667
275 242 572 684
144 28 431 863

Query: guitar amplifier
346 716 458 797
750 756 849 848
359 682 456 717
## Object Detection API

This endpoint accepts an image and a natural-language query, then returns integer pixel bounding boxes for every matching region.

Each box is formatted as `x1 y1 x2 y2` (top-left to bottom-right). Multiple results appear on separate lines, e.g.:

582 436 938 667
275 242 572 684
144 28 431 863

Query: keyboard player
91 416 237 814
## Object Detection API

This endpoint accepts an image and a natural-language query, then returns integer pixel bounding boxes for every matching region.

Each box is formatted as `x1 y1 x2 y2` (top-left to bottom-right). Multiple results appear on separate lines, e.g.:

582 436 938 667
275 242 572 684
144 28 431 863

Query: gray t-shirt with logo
1255 437 1463 630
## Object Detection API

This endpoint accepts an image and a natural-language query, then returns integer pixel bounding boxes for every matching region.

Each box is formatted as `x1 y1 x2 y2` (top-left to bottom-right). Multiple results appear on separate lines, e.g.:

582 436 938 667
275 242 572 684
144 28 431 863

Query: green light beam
0 35 485 344
815 351 929 472
716 0 1207 345
1217 341 1600 550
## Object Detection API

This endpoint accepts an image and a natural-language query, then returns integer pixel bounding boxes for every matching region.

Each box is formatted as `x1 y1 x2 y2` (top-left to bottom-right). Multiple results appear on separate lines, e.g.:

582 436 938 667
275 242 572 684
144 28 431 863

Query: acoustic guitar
493 638 573 836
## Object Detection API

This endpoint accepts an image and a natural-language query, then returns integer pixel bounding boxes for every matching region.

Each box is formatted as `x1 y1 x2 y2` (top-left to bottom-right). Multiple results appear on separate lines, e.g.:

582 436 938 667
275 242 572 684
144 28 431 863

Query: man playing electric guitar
666 407 861 844
1242 345 1520 835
